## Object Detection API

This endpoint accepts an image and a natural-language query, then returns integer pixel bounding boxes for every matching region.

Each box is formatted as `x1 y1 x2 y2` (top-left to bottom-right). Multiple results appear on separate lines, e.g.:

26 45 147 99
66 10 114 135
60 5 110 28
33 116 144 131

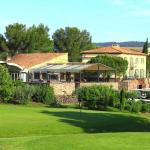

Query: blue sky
0 0 150 42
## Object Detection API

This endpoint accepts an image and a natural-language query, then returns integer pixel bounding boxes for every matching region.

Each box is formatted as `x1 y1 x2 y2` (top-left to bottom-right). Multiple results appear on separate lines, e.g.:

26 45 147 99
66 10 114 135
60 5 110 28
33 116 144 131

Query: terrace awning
30 63 114 73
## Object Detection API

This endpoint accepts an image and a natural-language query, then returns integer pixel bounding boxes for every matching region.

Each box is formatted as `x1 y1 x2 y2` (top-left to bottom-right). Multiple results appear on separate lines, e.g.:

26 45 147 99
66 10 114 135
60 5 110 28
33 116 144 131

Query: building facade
1 53 68 82
81 44 147 79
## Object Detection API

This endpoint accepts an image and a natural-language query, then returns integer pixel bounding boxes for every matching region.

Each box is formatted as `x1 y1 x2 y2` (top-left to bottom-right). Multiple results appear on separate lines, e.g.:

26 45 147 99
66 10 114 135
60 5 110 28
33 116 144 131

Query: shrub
125 100 133 112
13 83 55 105
132 101 142 113
141 103 150 113
33 85 55 105
109 91 120 107
125 103 132 112
40 85 55 105
125 90 140 100
76 85 118 110
0 64 14 103
13 84 35 104
119 89 126 111
13 80 24 86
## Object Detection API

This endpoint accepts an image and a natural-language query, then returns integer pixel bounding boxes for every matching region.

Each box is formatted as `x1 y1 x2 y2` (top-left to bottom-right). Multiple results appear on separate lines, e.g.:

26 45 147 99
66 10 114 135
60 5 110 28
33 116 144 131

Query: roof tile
8 53 67 68
81 46 146 56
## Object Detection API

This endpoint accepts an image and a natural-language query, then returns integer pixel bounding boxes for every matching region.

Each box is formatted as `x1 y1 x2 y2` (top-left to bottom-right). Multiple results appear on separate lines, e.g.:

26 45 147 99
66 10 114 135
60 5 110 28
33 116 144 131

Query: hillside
95 41 150 47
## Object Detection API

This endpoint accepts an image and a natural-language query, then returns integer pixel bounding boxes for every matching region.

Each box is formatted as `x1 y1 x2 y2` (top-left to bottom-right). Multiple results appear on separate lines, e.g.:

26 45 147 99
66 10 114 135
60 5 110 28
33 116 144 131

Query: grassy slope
0 104 150 150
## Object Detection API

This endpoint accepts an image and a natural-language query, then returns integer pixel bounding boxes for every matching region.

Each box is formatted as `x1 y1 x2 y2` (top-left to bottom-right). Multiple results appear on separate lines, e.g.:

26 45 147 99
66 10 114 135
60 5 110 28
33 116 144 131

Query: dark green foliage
76 84 147 113
12 80 24 86
108 90 120 107
119 89 126 111
33 85 55 105
12 81 55 105
89 55 128 77
76 85 118 110
0 34 8 52
0 52 8 60
141 103 150 113
4 23 53 55
145 39 150 77
52 27 93 62
125 102 133 112
142 38 148 54
13 84 35 104
0 65 14 102
125 100 141 113
146 57 150 77
5 23 28 54
0 34 8 60
26 24 54 53
120 90 141 112
125 100 150 113
124 90 140 100
132 101 142 113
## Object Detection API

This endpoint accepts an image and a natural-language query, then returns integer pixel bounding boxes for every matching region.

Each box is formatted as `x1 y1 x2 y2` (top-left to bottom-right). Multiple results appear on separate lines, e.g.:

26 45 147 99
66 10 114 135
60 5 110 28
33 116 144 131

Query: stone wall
50 79 150 104
119 78 150 90
50 82 75 95
51 82 119 96
51 79 150 97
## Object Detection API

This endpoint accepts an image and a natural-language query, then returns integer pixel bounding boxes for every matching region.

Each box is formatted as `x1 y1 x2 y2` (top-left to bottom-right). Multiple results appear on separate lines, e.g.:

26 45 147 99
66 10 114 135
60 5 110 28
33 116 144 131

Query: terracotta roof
81 46 146 56
8 53 67 68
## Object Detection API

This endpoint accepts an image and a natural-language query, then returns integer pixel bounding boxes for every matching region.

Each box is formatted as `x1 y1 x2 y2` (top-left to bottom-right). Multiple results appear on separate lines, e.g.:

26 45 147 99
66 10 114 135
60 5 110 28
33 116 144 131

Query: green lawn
0 104 150 150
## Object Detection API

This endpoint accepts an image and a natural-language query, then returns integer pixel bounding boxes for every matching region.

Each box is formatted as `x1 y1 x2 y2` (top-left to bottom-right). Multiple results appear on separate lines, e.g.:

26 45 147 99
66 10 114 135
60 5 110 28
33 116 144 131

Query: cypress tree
142 38 148 54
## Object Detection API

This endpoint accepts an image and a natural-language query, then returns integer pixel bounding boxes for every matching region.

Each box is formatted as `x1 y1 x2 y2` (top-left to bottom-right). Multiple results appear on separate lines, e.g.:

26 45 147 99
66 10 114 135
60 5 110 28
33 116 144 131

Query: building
1 53 68 82
123 47 150 55
81 44 147 79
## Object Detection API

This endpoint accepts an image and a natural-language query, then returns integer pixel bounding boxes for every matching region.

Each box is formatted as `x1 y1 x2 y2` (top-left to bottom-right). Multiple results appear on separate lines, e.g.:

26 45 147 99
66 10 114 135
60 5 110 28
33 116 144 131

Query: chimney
112 44 120 47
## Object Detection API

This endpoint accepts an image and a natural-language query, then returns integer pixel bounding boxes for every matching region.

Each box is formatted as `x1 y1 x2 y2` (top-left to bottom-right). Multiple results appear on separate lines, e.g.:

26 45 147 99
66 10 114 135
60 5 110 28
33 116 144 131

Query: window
42 73 47 80
129 69 134 77
141 58 144 64
34 73 40 79
135 69 139 78
130 57 134 66
135 58 139 64
11 73 20 80
140 69 144 78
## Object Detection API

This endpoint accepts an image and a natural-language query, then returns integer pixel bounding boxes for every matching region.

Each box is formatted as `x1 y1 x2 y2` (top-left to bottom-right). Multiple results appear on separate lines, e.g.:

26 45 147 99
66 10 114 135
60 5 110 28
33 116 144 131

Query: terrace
29 63 116 83
29 63 118 95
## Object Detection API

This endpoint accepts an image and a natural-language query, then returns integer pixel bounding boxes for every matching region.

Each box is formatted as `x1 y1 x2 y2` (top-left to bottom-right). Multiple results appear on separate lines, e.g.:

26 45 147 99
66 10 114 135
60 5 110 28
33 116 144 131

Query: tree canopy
89 55 128 76
0 64 14 102
0 34 8 60
26 24 54 53
3 23 53 55
142 38 148 54
142 38 150 77
52 27 94 62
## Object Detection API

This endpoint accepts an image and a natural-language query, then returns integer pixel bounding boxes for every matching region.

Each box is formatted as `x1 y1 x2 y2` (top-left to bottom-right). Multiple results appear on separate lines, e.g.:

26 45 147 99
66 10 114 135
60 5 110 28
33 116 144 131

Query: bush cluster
0 65 56 105
76 85 119 110
0 65 14 103
13 82 55 105
76 85 150 113
125 100 150 113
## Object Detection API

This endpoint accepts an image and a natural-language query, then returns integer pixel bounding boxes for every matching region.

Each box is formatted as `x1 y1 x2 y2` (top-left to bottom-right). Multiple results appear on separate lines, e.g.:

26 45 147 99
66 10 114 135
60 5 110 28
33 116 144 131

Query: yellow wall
82 53 146 78
29 53 68 69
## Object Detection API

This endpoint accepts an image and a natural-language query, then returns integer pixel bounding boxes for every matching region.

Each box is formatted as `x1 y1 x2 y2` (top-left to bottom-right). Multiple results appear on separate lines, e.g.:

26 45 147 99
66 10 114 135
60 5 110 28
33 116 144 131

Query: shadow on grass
41 110 150 133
